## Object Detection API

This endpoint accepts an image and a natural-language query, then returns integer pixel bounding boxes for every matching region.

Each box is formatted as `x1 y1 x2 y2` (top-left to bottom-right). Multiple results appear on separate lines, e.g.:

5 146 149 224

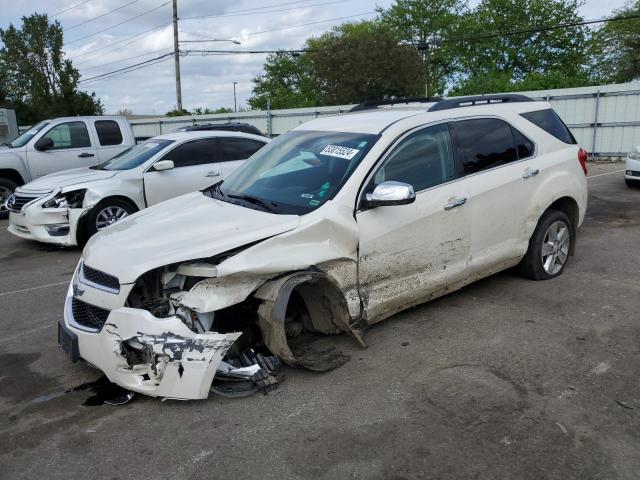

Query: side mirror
36 137 54 151
363 181 416 208
153 160 174 171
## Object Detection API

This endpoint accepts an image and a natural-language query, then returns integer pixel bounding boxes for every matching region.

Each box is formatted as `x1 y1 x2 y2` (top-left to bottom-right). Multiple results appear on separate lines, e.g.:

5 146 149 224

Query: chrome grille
6 193 43 212
71 298 110 330
82 263 120 292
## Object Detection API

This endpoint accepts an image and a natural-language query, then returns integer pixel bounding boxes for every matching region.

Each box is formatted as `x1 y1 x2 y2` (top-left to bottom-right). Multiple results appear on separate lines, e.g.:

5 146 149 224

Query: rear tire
0 178 18 220
85 198 137 240
518 209 574 280
625 178 640 188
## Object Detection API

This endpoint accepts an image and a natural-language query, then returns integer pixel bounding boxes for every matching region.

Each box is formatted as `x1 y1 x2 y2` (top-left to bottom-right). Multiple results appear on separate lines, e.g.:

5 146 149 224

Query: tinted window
453 118 518 174
369 123 455 192
98 139 174 170
42 121 91 149
521 109 576 144
513 127 534 159
162 138 217 167
95 120 123 146
219 137 266 162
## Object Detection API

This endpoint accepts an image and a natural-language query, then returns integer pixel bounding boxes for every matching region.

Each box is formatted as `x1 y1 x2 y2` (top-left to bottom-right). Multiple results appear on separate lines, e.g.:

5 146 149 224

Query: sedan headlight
42 189 86 209
628 150 640 161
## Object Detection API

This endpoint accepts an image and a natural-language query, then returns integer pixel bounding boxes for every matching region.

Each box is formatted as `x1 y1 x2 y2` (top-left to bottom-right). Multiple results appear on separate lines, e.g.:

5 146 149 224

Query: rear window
95 120 124 146
521 109 576 144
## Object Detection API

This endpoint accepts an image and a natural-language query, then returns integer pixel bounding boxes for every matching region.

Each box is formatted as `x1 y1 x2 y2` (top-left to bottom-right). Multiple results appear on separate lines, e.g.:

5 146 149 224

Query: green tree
306 21 428 104
592 1 640 83
377 0 467 97
451 0 593 95
165 108 191 117
248 51 319 109
0 13 102 124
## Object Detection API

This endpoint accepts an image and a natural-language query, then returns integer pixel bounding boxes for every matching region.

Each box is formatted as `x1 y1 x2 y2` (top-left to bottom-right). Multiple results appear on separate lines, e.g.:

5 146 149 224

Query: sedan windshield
96 139 174 170
8 121 50 148
213 130 379 215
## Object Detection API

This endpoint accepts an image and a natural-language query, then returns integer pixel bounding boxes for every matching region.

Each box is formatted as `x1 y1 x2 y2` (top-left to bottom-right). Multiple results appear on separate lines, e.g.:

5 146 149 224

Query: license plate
58 320 79 363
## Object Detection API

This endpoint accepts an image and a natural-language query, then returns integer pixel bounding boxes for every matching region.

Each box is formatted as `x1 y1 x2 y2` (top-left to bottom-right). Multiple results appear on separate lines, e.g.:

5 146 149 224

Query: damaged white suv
59 94 588 400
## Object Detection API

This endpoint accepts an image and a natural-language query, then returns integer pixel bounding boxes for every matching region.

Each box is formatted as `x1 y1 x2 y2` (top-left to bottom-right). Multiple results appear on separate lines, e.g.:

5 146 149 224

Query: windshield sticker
301 193 314 199
144 142 160 148
318 182 331 198
309 200 320 206
319 144 360 160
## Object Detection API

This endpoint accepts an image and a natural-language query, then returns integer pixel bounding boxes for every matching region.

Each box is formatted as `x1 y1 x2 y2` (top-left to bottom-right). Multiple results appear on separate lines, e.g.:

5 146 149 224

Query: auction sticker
319 144 360 160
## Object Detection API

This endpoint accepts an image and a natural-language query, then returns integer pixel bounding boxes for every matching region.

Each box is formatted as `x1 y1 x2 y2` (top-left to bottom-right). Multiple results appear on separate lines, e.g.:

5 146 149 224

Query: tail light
578 148 588 175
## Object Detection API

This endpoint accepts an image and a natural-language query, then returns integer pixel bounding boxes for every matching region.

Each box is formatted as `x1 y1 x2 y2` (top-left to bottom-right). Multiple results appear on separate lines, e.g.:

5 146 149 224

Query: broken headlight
42 189 86 209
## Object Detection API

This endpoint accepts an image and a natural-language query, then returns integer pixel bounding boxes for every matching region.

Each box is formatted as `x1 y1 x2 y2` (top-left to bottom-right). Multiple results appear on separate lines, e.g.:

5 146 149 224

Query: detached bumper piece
211 349 282 398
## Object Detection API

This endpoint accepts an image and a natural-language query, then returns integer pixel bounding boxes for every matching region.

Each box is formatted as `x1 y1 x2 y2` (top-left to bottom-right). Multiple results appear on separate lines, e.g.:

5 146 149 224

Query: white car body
6 131 270 246
60 96 588 400
625 145 640 185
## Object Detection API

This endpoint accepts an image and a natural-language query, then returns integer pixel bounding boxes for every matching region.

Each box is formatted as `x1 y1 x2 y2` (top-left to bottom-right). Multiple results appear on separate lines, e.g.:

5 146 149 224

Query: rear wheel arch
544 196 579 255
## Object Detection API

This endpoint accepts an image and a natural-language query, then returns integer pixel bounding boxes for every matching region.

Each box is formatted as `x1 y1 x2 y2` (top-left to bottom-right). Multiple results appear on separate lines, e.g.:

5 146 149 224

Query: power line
66 0 142 31
63 1 170 46
52 0 92 17
78 47 173 71
181 0 354 21
241 11 376 37
79 52 173 83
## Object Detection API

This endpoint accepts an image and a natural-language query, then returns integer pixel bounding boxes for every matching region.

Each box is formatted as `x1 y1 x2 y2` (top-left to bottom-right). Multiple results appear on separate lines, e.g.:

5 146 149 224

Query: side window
512 127 534 159
95 120 123 146
369 123 455 192
42 121 91 150
219 137 266 162
161 138 216 167
520 109 576 144
452 118 518 174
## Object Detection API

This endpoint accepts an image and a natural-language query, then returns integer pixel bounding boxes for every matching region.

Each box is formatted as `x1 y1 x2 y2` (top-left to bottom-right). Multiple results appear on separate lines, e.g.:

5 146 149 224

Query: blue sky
0 0 630 114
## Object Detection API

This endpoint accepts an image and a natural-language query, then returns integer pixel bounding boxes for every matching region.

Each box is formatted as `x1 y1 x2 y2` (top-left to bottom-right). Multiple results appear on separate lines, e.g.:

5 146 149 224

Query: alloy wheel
95 206 129 230
541 220 570 275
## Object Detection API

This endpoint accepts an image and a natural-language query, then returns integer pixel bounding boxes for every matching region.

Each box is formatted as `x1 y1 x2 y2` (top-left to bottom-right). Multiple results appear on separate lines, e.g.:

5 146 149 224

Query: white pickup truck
0 116 135 217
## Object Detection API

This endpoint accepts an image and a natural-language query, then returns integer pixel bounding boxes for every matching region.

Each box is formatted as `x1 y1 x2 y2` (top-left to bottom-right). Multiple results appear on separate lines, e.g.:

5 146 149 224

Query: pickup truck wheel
518 209 574 280
0 178 18 219
85 199 136 238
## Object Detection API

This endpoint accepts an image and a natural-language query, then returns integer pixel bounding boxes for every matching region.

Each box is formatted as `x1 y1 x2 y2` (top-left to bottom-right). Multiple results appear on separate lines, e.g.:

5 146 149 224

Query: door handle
522 168 540 179
205 171 221 177
78 152 95 158
444 197 467 210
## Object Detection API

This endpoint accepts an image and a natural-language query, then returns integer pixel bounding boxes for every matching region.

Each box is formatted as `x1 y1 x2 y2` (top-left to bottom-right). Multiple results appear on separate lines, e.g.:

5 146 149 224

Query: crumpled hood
82 191 300 284
19 167 118 192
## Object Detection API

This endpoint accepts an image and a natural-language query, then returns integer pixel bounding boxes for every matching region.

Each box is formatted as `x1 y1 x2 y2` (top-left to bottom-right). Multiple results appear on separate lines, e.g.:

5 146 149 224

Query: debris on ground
615 400 634 410
210 348 282 398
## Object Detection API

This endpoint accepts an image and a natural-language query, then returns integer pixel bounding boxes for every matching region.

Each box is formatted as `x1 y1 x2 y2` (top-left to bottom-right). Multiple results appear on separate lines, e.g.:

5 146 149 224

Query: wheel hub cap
96 206 129 230
541 220 570 275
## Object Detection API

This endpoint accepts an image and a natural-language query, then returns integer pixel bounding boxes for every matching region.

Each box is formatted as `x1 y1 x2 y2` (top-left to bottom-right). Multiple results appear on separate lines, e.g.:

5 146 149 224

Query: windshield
96 139 174 170
8 121 50 148
211 130 379 215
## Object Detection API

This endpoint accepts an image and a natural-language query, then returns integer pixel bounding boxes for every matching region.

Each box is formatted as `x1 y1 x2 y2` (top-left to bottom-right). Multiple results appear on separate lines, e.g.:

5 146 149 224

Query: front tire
0 178 18 220
518 209 574 280
85 198 136 239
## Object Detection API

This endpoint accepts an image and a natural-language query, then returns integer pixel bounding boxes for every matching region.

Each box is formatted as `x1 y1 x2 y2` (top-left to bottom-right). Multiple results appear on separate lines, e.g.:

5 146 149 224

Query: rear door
93 119 128 162
356 122 471 323
26 120 99 177
143 138 220 205
449 117 539 275
217 137 268 178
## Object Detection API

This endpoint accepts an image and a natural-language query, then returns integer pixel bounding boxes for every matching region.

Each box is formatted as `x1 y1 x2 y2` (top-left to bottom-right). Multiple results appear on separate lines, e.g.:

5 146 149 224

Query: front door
26 120 99 178
356 123 471 324
143 138 221 206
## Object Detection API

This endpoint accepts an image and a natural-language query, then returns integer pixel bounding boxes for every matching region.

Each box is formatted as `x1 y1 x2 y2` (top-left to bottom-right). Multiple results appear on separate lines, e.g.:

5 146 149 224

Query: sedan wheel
0 185 12 213
95 205 130 230
540 220 570 275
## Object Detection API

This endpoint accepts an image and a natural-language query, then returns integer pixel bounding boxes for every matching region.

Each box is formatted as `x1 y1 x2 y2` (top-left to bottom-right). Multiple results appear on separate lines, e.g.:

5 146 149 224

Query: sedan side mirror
36 137 54 151
363 181 416 208
153 160 174 171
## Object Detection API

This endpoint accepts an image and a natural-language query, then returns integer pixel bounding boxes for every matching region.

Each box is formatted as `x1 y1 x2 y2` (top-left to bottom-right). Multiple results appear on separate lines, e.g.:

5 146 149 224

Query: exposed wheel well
0 169 25 186
94 195 140 212
547 196 579 231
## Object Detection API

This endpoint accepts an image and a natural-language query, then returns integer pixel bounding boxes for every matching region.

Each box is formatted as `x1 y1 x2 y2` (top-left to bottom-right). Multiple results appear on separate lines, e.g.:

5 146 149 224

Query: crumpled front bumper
64 293 241 400
8 202 86 246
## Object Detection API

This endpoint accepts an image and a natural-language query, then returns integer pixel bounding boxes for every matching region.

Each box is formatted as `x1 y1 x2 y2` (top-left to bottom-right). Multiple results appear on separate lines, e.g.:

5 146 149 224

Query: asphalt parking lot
0 162 638 480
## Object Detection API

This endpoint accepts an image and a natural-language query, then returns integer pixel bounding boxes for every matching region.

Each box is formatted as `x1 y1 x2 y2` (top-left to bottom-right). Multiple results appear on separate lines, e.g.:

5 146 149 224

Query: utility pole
233 82 237 112
172 0 183 112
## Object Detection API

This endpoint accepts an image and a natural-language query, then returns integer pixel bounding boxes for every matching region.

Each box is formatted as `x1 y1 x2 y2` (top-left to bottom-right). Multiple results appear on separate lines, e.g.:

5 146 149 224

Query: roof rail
427 94 534 112
349 96 442 112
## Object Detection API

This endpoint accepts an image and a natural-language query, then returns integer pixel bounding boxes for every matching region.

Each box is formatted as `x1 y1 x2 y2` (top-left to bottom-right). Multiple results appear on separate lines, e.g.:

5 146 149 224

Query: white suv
59 94 588 400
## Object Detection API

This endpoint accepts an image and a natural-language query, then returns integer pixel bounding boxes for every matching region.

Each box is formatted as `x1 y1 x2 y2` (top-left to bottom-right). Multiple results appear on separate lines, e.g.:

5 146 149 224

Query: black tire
625 178 640 188
518 209 574 281
0 178 18 220
85 198 137 239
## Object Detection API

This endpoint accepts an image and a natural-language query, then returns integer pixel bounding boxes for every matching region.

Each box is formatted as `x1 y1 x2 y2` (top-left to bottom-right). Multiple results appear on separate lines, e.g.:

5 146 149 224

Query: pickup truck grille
82 263 120 292
6 193 44 212
71 298 110 330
